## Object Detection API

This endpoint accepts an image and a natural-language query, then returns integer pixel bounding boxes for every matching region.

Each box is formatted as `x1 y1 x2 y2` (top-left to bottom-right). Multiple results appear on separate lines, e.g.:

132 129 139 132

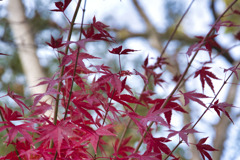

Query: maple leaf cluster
0 0 239 160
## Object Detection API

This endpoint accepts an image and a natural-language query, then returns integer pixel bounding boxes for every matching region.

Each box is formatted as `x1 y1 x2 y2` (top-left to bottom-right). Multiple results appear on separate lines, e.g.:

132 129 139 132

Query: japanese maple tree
0 0 239 160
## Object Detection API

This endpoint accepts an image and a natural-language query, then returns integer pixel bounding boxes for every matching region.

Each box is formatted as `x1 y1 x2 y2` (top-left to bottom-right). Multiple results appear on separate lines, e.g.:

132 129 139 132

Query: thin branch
132 0 238 156
54 0 83 124
160 0 196 58
164 61 240 160
63 0 87 120
51 0 84 157
212 63 239 160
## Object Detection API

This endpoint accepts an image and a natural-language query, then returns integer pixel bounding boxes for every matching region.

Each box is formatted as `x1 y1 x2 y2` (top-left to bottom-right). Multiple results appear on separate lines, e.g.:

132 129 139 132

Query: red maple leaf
0 105 22 121
195 34 221 58
224 66 240 80
82 24 95 39
210 100 235 123
127 111 146 135
92 16 114 41
51 0 71 12
180 90 209 107
35 119 77 157
93 72 122 95
195 137 218 160
154 57 169 69
108 45 137 55
0 121 36 144
194 66 220 93
134 69 148 85
0 88 29 114
167 123 198 145
46 36 64 48
140 107 170 128
152 98 187 126
82 124 115 153
153 72 165 87
114 136 134 157
30 102 53 116
144 133 173 159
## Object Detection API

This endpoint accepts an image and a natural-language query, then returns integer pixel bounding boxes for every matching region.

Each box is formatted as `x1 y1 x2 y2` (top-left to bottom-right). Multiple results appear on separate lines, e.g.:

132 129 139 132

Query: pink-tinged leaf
0 105 22 121
35 119 77 157
110 74 122 95
134 69 148 84
32 88 59 107
210 100 235 123
86 124 115 153
92 16 114 41
139 90 155 106
82 24 94 39
224 66 240 80
51 0 71 12
46 36 64 48
195 137 218 160
114 137 134 157
30 102 52 116
186 43 203 57
195 34 221 58
0 88 29 114
19 148 40 160
153 72 165 87
194 66 220 93
152 98 187 126
167 123 198 145
118 94 144 106
140 107 170 128
111 94 134 112
96 124 116 136
144 133 174 159
93 72 122 95
180 90 209 107
0 121 37 144
154 57 169 69
127 111 145 135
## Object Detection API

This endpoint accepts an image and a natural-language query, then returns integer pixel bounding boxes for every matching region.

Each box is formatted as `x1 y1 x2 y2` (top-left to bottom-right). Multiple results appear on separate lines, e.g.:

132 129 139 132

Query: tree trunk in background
7 0 53 116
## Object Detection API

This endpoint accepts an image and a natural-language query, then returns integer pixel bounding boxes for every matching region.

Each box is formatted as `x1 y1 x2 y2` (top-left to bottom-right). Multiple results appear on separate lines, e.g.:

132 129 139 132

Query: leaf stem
160 0 195 58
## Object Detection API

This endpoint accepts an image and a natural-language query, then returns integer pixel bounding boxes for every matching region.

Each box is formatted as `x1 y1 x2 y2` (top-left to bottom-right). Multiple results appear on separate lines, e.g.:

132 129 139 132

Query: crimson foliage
0 1 239 160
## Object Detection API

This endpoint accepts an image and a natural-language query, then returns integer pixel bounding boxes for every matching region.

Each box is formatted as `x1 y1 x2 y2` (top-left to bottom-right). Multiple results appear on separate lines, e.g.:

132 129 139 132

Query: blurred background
0 0 240 159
